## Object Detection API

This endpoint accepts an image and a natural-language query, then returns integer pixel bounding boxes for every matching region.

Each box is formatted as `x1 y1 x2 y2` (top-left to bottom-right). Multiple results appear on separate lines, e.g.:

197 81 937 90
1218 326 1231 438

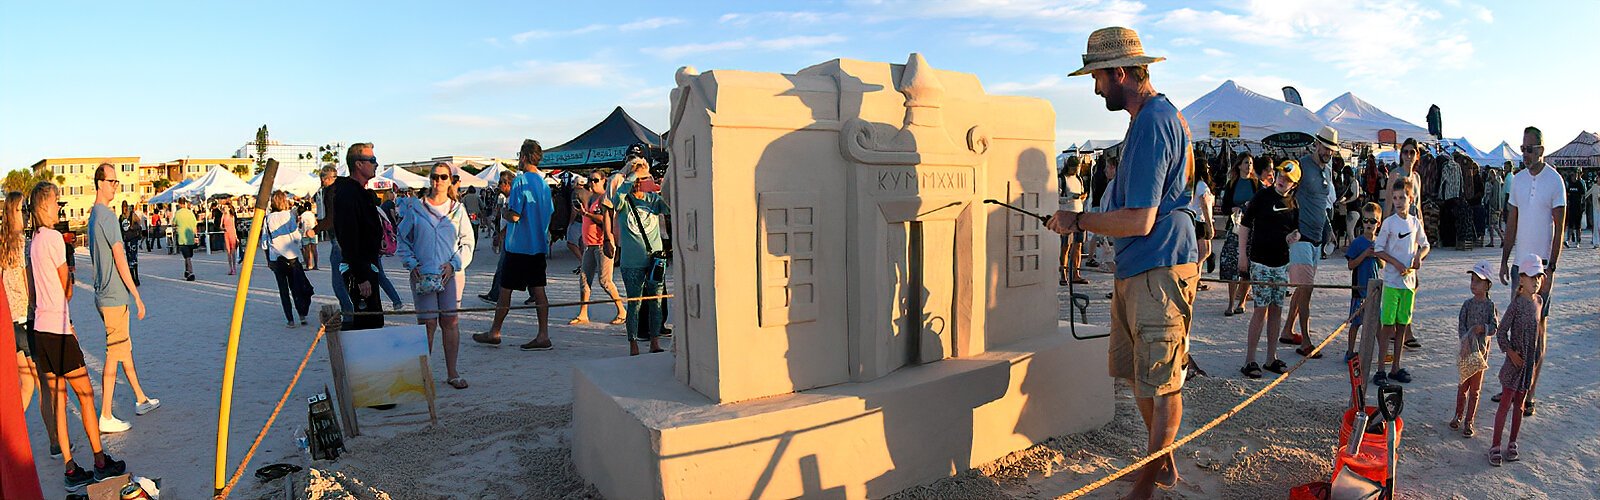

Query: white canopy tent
1074 139 1122 152
473 163 511 185
377 166 430 190
1314 92 1431 144
148 178 195 204
173 166 254 199
248 169 322 197
1180 80 1328 142
1440 137 1494 166
1485 142 1522 167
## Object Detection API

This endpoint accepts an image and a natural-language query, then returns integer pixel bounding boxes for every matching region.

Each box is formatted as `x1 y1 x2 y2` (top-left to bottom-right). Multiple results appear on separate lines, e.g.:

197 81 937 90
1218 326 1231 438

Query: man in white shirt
1497 126 1565 416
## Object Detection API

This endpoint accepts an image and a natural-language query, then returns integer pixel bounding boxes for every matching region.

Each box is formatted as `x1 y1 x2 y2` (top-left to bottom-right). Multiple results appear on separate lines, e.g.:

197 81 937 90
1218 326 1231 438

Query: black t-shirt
1242 187 1298 267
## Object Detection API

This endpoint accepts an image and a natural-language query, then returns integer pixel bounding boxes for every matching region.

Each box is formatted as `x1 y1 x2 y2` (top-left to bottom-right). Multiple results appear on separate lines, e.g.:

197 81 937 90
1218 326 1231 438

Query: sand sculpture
573 54 1113 499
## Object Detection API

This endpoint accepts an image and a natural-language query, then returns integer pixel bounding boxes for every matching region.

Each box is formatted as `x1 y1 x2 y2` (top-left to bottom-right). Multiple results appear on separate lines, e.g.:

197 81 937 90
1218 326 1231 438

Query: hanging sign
1209 121 1240 139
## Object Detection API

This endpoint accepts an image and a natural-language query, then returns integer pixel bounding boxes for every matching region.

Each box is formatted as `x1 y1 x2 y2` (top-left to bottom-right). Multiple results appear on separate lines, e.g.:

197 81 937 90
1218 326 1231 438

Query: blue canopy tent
541 106 663 171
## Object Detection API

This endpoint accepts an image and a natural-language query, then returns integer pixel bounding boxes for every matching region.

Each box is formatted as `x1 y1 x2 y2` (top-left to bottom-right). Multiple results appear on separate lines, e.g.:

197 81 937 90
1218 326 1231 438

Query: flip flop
447 377 469 390
1295 346 1324 359
609 317 627 325
650 348 665 353
568 317 590 325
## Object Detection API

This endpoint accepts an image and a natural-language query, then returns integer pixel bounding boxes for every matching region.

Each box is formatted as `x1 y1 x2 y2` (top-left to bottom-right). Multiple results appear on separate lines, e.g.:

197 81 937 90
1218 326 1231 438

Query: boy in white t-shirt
1372 179 1431 387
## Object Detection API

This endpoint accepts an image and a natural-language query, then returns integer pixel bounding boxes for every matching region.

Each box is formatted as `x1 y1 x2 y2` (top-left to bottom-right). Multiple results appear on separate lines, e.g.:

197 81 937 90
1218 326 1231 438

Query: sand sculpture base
573 322 1112 499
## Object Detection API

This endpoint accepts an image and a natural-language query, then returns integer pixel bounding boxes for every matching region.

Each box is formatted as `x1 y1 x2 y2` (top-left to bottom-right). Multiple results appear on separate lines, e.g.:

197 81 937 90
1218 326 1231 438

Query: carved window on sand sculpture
680 135 697 178
1006 182 1044 287
758 192 818 326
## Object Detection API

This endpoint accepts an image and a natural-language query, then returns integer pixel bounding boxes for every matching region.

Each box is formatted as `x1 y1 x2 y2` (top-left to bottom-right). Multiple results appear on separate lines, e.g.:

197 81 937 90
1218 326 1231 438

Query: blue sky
3 0 1596 171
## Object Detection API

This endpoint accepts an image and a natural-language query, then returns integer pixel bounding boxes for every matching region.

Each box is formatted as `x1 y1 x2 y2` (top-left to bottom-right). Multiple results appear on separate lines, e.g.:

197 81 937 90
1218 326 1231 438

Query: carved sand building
573 54 1112 499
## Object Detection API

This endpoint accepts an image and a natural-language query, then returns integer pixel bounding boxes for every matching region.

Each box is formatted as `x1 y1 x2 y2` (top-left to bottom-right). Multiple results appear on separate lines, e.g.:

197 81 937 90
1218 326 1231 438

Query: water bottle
294 425 310 456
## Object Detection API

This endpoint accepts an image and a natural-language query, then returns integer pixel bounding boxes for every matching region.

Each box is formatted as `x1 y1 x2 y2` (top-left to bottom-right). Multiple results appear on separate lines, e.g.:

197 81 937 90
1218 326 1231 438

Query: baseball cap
1469 261 1494 281
1276 160 1302 184
1516 253 1545 277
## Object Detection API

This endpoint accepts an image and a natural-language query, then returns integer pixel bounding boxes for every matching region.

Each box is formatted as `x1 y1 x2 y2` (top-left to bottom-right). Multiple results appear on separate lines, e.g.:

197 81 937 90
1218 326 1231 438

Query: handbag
628 198 669 283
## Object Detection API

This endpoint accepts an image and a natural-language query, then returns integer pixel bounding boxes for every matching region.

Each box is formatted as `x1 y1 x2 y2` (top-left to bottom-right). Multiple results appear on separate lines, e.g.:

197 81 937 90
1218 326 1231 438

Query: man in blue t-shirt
1279 126 1338 351
474 139 556 351
1054 26 1195 499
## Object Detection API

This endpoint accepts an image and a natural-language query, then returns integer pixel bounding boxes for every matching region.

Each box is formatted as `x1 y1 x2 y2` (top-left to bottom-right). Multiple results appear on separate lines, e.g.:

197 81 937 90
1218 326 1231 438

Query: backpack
377 209 398 256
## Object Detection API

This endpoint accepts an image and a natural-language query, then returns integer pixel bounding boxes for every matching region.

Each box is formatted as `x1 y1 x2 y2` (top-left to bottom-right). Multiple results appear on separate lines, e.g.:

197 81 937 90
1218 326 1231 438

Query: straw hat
1315 125 1340 147
1068 27 1166 77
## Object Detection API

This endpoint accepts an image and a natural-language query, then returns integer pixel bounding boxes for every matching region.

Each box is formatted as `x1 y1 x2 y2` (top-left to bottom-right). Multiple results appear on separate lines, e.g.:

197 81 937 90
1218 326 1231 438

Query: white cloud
434 60 636 92
965 33 1039 51
1468 4 1493 22
510 17 683 43
991 75 1071 94
1201 48 1232 58
849 0 1146 32
718 11 847 26
1155 1 1477 82
642 34 847 60
427 114 526 128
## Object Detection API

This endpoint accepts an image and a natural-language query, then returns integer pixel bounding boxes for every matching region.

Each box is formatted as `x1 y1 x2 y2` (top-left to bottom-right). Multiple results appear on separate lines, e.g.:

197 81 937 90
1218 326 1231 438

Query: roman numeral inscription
875 168 971 194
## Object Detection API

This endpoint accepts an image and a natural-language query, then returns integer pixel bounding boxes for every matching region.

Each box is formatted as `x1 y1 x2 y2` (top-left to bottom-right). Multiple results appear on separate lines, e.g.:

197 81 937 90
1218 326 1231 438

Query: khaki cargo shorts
1108 263 1198 398
100 305 132 356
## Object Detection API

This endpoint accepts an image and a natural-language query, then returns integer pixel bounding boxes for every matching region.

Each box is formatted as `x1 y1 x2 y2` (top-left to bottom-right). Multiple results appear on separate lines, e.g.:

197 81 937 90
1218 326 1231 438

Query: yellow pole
214 159 279 497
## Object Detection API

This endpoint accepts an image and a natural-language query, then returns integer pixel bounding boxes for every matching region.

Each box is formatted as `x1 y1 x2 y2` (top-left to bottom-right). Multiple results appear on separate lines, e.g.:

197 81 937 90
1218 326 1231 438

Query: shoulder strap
627 196 655 254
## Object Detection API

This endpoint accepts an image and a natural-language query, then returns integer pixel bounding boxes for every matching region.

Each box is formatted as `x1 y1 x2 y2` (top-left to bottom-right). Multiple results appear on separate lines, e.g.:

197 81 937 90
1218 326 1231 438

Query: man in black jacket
327 143 387 330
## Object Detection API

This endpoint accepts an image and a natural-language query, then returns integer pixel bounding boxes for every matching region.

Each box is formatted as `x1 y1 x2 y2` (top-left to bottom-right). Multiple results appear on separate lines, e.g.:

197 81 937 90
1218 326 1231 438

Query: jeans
329 242 353 313
620 267 665 340
372 259 403 305
269 256 314 322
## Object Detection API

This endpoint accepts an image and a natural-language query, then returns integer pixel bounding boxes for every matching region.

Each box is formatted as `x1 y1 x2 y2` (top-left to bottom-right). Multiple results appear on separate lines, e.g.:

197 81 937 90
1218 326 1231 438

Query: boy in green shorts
1372 179 1430 386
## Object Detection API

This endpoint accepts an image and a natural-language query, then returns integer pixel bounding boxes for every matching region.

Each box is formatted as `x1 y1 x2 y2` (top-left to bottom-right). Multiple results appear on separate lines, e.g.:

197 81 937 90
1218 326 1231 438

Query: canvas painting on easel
340 325 431 407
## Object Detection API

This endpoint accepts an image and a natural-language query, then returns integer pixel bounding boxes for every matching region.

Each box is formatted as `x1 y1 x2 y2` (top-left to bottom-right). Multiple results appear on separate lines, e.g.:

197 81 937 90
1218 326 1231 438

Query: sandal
1295 346 1324 359
1231 306 1246 315
1240 362 1262 379
609 316 627 325
1449 417 1461 430
1263 359 1289 374
1506 442 1520 462
1462 422 1475 438
568 317 590 325
447 377 469 390
1489 447 1503 467
650 348 665 353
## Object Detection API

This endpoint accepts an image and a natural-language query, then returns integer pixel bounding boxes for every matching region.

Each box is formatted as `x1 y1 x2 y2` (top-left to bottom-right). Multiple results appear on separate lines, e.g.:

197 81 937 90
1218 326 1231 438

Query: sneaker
184 272 195 281
300 317 308 325
1390 368 1413 384
391 300 404 310
523 297 538 305
64 464 94 491
135 398 161 416
93 455 126 481
470 332 502 346
519 338 554 351
477 293 498 304
287 320 297 328
99 415 131 433
1371 371 1389 387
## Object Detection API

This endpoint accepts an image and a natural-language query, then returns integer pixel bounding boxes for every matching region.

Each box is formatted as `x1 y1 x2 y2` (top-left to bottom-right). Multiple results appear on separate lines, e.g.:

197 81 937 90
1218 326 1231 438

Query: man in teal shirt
610 158 670 355
473 140 555 351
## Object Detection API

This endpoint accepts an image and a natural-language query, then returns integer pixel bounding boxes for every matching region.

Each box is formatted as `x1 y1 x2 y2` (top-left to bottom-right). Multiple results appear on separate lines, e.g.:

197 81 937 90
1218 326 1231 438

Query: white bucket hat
1068 27 1167 77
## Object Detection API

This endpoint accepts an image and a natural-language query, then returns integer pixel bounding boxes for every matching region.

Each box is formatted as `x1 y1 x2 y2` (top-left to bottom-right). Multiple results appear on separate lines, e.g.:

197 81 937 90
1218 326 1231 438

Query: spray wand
983 199 1096 340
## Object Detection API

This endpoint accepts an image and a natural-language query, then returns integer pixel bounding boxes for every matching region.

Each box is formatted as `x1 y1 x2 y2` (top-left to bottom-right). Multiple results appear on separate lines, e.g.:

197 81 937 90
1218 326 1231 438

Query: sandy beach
21 237 1600 499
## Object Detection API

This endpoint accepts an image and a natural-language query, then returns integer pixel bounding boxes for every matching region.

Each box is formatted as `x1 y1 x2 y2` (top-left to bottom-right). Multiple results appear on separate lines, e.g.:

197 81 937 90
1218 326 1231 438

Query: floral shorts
1250 262 1289 308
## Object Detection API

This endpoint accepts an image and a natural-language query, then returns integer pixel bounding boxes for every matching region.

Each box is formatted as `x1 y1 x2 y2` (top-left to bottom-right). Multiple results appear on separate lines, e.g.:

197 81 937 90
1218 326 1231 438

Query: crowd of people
10 140 674 492
1048 27 1579 497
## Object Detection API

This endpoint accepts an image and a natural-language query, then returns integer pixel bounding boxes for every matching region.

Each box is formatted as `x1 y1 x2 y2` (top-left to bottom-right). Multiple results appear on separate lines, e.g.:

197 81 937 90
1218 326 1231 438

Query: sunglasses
351 156 378 164
1520 145 1543 153
430 173 458 181
1360 218 1378 225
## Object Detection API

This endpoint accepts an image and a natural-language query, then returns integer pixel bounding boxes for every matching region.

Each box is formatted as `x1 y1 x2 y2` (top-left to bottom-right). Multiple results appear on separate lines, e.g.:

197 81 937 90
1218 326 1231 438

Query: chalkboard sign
307 389 344 461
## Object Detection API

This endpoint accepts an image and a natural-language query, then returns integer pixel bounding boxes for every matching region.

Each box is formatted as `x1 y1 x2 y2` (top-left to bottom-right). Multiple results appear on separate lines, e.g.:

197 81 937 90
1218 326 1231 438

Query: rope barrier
1073 265 1360 290
1059 296 1368 499
216 317 333 499
344 293 675 317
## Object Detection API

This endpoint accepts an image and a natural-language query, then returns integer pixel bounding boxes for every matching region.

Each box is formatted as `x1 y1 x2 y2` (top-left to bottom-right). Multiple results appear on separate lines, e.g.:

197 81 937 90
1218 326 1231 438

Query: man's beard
1102 91 1125 112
